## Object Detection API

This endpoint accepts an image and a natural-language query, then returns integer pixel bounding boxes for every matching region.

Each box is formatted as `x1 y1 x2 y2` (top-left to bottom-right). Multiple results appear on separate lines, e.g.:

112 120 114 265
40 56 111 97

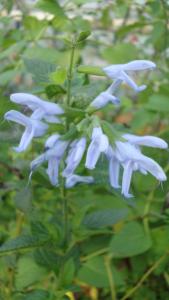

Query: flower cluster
5 60 168 197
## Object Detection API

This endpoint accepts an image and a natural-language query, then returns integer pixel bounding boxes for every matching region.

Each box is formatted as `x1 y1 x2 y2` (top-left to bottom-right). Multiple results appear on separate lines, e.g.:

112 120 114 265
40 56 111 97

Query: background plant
0 1 169 300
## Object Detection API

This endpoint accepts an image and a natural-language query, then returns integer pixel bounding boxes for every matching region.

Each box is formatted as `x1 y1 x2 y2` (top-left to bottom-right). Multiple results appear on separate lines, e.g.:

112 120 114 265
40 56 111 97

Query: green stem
120 251 169 300
61 184 68 248
61 42 76 246
104 255 117 300
67 44 76 106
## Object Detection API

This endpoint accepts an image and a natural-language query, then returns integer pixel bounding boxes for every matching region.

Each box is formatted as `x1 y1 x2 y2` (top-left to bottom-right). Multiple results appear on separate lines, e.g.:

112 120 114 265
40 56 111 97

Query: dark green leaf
83 209 128 229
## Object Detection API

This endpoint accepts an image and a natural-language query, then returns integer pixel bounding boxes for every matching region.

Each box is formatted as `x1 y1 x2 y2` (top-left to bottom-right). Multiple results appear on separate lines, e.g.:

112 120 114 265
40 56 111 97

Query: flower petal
4 110 30 127
65 174 94 188
47 157 60 186
125 60 156 71
121 71 146 92
14 127 34 152
123 134 168 149
122 161 134 198
109 157 120 188
138 155 167 181
63 138 86 177
45 134 60 150
30 153 46 171
10 93 64 115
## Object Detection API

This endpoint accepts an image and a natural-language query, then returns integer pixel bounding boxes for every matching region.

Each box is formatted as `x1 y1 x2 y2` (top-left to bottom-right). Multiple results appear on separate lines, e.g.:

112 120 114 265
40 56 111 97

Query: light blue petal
123 134 168 149
109 157 120 188
65 174 94 188
4 110 30 127
121 71 146 92
47 157 59 186
13 127 34 152
122 161 133 198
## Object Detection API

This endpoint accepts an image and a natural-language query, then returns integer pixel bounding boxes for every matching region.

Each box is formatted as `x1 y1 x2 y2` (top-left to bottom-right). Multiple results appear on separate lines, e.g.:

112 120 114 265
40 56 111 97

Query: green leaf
83 209 128 229
59 259 75 287
0 41 26 60
60 125 77 141
109 221 152 258
36 0 66 18
23 16 47 40
45 84 66 98
0 235 49 256
101 43 138 64
0 69 19 86
77 30 91 42
15 256 47 289
20 290 49 300
23 58 56 83
14 187 32 213
77 256 124 288
145 94 169 112
50 67 67 84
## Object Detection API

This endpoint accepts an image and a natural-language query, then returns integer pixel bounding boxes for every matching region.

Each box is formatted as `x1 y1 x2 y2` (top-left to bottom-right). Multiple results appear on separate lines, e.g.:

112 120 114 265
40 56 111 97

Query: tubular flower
103 60 156 92
106 134 167 198
90 90 120 109
62 137 87 177
85 127 109 169
10 93 64 123
31 134 69 186
65 174 94 188
4 110 48 152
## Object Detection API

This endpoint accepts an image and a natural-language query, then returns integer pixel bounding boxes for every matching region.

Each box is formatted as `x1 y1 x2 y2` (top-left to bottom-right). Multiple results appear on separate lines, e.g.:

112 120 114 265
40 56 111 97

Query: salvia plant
5 59 168 198
2 32 169 300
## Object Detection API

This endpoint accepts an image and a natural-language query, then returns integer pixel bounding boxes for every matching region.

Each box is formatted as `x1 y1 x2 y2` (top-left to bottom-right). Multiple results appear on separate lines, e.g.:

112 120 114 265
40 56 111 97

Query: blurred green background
0 1 169 299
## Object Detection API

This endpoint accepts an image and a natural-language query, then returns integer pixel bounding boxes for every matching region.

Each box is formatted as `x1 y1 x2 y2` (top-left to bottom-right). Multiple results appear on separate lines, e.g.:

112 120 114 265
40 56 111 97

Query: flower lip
10 93 64 115
123 134 168 149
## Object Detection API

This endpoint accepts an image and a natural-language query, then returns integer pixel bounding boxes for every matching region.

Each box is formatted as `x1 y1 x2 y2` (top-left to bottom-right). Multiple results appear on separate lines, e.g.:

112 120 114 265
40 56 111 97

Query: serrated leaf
77 30 91 42
20 290 49 300
109 221 152 257
23 58 56 83
0 235 49 256
83 208 128 229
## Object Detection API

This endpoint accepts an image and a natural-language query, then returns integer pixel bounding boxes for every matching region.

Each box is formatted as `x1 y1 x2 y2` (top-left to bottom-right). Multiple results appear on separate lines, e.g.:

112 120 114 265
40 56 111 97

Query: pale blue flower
103 60 156 93
65 174 94 188
4 110 48 152
31 135 69 186
90 91 120 109
122 134 168 149
85 127 109 169
115 140 167 198
62 137 86 177
10 93 64 123
106 146 120 189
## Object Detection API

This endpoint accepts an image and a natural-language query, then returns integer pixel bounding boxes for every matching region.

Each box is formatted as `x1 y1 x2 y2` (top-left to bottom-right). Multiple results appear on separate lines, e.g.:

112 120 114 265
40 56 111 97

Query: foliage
0 0 169 300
